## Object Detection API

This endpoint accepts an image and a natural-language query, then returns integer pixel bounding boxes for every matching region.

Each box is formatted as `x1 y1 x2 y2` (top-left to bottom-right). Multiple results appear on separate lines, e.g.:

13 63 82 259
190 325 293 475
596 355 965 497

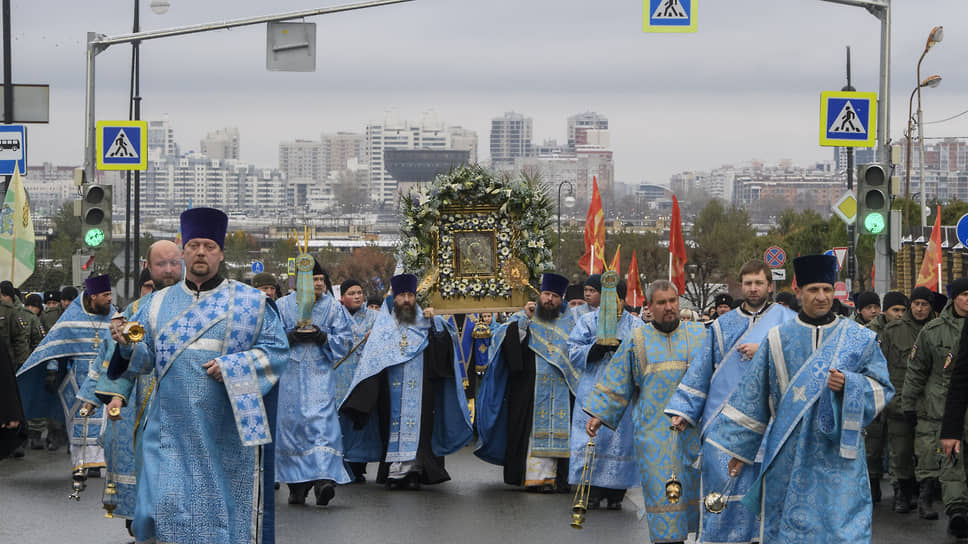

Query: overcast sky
10 0 968 185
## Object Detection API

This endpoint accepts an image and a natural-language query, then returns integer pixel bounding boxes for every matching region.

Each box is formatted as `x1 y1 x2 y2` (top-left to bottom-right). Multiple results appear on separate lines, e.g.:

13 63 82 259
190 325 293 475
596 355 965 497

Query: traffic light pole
843 47 856 292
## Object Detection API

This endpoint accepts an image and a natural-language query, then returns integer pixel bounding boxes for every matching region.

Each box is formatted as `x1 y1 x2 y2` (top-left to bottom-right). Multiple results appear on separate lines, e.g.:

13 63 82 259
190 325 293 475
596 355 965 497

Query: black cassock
498 321 571 488
341 326 456 484
0 337 26 458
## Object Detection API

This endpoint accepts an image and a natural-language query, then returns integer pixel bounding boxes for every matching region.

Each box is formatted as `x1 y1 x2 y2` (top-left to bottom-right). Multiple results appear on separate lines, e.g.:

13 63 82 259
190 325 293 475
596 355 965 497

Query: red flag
669 195 688 294
578 177 606 275
625 249 645 307
609 244 621 274
915 206 943 292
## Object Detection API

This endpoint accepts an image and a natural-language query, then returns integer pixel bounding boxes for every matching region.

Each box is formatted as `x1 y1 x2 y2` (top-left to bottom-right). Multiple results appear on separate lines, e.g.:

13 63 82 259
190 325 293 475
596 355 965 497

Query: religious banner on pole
915 206 942 292
578 177 605 275
669 195 687 294
626 249 645 307
609 244 621 275
0 167 36 286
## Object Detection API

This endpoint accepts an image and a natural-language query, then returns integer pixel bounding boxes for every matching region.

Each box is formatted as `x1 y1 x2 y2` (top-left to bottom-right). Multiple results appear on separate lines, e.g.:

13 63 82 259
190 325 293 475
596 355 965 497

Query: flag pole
9 167 17 282
591 246 595 275
668 251 672 282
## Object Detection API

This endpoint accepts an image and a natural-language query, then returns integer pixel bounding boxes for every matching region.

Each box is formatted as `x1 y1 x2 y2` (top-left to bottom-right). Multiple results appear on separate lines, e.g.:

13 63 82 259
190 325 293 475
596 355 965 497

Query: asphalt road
0 446 953 543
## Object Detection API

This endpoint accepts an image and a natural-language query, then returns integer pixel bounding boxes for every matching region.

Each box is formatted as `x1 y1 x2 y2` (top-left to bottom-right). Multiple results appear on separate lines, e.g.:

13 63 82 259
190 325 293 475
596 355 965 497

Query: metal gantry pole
873 0 891 293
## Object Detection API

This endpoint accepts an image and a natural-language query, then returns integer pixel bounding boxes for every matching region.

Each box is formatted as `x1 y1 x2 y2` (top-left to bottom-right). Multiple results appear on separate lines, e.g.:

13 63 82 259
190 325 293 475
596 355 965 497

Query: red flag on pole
579 177 606 275
915 206 943 292
669 195 688 294
626 249 645 307
609 244 621 274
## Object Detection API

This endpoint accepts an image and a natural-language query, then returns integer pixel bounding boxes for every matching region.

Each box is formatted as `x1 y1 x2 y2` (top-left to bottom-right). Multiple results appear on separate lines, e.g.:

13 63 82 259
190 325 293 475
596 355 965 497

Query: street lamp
917 25 943 227
557 180 576 270
904 74 941 234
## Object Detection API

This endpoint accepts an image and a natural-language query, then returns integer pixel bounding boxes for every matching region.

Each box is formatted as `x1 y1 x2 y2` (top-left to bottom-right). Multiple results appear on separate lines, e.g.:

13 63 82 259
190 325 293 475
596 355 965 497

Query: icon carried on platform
644 0 696 33
97 121 147 171
819 91 877 147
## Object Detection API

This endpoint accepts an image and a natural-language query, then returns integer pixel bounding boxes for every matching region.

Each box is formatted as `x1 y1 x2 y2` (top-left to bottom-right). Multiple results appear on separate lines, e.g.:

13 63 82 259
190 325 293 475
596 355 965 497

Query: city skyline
10 0 968 185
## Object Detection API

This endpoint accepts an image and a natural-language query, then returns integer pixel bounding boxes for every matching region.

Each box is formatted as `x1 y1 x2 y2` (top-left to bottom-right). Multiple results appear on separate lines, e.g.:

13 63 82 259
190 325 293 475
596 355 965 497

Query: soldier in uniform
881 287 935 514
40 291 63 332
20 292 46 352
855 291 881 326
865 290 908 503
0 281 30 369
904 278 968 523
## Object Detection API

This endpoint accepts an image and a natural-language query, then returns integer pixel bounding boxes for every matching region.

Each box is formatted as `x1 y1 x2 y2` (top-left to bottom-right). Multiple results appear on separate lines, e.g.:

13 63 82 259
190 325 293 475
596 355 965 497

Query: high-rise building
200 127 240 160
567 112 608 151
489 112 533 169
147 117 178 160
279 140 324 182
321 131 365 174
448 126 479 164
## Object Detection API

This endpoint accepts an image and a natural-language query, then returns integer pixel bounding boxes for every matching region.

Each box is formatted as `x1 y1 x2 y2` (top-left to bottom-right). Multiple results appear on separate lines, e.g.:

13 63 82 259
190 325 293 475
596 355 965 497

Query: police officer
905 279 968 522
881 288 934 513
865 290 908 503
40 290 62 332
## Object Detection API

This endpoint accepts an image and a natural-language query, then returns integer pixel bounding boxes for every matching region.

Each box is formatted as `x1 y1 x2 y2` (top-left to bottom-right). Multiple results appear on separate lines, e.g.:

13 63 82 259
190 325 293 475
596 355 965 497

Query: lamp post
917 25 943 227
904 74 941 234
557 180 576 270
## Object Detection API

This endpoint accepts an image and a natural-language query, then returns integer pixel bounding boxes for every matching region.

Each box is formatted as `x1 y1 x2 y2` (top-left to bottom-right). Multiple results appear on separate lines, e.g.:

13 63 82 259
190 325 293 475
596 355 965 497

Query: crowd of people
2 206 968 544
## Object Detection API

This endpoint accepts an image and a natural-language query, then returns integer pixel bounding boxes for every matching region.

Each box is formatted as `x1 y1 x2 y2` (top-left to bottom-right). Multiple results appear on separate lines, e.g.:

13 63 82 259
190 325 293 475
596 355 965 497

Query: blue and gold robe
275 292 354 485
706 316 893 543
79 294 156 521
567 309 642 489
665 303 794 543
17 295 115 471
335 305 381 464
475 310 578 484
585 321 705 543
108 280 288 544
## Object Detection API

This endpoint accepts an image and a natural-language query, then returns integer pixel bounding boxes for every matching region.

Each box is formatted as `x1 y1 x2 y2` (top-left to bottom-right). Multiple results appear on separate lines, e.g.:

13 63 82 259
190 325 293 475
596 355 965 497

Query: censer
102 406 122 517
570 438 597 529
122 321 145 343
704 474 737 514
665 426 683 504
69 407 90 501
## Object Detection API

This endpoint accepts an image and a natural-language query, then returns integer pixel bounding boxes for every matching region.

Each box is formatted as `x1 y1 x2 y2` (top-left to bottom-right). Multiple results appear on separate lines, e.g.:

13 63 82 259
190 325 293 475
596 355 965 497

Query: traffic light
857 163 889 235
81 184 112 248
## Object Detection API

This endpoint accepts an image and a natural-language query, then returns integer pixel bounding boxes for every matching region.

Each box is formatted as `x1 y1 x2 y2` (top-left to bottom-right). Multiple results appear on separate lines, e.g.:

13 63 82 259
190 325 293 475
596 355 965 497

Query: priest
339 273 472 489
475 272 579 492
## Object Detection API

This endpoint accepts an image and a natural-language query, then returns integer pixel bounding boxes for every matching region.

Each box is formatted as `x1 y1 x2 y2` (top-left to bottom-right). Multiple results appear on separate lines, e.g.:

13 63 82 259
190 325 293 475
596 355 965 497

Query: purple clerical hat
180 207 228 249
84 274 112 295
540 273 569 297
391 274 418 295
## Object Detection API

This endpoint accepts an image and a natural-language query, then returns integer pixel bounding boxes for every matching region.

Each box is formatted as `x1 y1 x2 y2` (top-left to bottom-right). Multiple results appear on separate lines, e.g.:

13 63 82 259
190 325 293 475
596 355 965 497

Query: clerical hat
792 254 837 287
391 274 418 295
540 273 569 297
84 274 112 295
180 207 228 249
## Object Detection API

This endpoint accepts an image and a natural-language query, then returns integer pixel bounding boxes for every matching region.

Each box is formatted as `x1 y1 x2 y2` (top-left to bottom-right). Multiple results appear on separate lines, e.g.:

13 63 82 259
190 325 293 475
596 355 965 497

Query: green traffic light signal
84 227 105 248
864 212 886 234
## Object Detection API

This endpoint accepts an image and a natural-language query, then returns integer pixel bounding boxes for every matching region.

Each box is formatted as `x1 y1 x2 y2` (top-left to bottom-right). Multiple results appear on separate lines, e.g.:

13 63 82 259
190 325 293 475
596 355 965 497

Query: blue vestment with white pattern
706 316 893 544
112 280 287 544
17 295 115 470
584 321 705 543
335 306 381 463
567 310 642 489
665 303 794 543
275 292 353 485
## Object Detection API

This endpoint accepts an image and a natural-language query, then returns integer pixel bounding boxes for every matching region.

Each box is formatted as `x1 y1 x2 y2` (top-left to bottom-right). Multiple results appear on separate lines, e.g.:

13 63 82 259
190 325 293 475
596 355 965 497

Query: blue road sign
819 91 877 147
823 249 843 272
957 214 968 247
764 246 786 269
644 0 696 33
0 124 26 176
252 261 265 274
97 120 147 170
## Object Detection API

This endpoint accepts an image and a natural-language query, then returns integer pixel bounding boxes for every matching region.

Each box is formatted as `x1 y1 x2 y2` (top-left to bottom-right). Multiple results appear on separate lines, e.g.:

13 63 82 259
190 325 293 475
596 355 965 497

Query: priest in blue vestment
666 260 795 543
461 312 495 403
586 279 704 544
707 254 893 543
339 273 473 490
568 280 643 509
335 278 381 482
17 274 115 474
78 240 182 530
475 272 579 492
275 260 354 506
102 208 288 544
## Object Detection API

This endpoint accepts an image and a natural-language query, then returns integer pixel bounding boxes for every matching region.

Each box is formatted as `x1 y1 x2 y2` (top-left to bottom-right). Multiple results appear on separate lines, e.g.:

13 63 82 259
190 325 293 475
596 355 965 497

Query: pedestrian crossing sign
819 91 877 147
96 120 147 170
644 0 696 33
